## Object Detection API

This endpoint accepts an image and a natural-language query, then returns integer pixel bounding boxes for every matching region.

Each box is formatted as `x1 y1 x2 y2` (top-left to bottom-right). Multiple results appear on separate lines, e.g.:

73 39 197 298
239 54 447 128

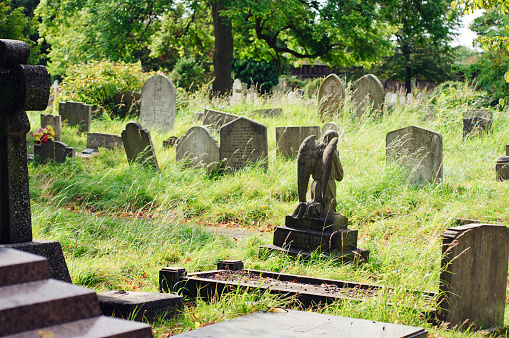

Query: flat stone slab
173 309 428 337
98 291 183 322
0 248 49 287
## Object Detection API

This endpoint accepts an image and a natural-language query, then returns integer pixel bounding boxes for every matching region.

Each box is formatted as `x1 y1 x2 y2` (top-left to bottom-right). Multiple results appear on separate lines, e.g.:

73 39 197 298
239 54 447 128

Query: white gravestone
231 79 244 105
140 74 176 133
317 74 345 118
352 74 385 118
176 126 220 171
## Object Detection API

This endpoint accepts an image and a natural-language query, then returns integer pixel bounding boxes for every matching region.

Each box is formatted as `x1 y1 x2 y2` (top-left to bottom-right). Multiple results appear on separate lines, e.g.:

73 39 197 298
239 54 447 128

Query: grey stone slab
34 140 76 163
386 125 443 186
121 121 159 170
98 291 183 322
87 132 123 151
176 126 220 170
140 74 176 132
352 74 385 118
231 79 244 105
59 101 92 133
0 279 100 336
5 316 153 338
173 309 428 338
318 74 345 118
1 240 72 283
438 224 509 329
276 126 320 159
0 248 49 287
495 156 509 181
203 109 239 130
113 91 141 118
219 117 268 171
40 114 62 141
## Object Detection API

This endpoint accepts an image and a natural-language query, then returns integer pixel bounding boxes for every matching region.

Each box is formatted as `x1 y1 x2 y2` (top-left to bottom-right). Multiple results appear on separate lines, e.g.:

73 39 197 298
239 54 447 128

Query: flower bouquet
30 126 55 144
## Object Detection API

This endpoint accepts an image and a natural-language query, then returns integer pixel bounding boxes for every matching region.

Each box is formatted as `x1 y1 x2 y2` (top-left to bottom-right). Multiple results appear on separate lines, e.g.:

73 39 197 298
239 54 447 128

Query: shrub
170 57 205 92
232 59 279 93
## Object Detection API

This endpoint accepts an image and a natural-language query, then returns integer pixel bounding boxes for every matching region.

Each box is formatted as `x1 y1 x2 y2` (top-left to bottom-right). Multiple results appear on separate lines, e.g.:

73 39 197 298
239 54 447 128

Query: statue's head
322 130 339 145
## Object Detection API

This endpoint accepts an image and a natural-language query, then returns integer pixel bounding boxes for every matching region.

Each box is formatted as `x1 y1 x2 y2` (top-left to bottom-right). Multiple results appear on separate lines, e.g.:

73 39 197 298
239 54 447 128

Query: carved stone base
272 225 357 252
285 213 348 231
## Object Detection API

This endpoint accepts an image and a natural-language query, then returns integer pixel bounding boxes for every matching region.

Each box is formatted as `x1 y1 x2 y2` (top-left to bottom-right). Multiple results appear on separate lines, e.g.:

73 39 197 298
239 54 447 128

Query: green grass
27 83 509 337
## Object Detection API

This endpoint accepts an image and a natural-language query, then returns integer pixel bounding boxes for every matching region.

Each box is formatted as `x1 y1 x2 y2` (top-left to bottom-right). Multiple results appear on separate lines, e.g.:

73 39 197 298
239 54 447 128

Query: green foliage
170 57 206 92
232 59 279 93
468 50 509 106
58 61 153 114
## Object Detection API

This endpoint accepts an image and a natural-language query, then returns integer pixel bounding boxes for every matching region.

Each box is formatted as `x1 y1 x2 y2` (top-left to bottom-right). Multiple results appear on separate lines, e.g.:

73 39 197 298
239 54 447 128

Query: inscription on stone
317 74 345 118
140 74 176 133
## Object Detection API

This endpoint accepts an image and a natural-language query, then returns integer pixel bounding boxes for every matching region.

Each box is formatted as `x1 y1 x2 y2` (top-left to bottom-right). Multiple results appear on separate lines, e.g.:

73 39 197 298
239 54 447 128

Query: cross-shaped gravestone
0 39 49 244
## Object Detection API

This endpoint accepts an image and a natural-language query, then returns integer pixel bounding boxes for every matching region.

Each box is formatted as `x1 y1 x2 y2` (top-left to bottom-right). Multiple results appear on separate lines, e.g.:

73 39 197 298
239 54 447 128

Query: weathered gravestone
317 74 345 118
140 74 176 133
463 110 493 138
34 140 76 163
40 113 61 141
255 108 282 117
176 126 220 170
219 117 268 171
59 101 92 133
352 74 385 118
231 79 243 105
386 125 443 186
87 132 123 151
321 122 344 140
0 39 71 282
276 126 320 159
121 121 159 170
495 156 509 181
203 109 239 130
113 90 141 118
438 224 509 329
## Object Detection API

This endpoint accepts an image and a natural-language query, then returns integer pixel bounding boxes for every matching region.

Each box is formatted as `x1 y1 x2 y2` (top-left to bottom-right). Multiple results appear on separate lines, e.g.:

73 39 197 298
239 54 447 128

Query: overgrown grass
27 83 509 337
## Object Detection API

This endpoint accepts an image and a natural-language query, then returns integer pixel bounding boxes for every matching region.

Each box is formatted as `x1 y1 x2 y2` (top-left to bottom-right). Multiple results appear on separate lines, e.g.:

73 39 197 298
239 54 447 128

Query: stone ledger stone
121 121 159 170
113 90 141 118
59 101 92 133
87 132 123 151
276 126 320 159
438 224 509 329
34 140 76 163
352 74 385 118
176 126 220 170
386 125 443 186
219 117 268 171
317 74 345 118
40 114 61 141
140 74 176 132
203 109 239 130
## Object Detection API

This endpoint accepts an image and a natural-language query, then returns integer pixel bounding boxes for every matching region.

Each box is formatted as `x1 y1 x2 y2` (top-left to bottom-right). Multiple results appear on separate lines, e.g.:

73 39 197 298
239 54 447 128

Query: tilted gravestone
87 132 123 151
276 126 321 159
140 74 176 133
113 90 141 118
59 101 92 133
176 126 220 171
40 113 62 141
34 140 76 163
317 74 345 118
219 117 268 171
0 39 71 282
352 74 385 118
386 125 443 186
438 224 509 329
463 110 493 138
203 109 239 130
121 121 159 170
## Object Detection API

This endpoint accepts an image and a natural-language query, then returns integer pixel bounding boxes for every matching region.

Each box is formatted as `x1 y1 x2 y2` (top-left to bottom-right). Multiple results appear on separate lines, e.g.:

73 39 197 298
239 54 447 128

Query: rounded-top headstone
317 74 345 119
140 74 176 133
352 74 384 118
176 126 220 170
321 122 344 140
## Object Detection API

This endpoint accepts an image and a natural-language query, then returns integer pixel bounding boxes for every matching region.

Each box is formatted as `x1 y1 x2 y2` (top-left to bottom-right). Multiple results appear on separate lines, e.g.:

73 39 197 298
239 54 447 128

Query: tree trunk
211 1 233 96
405 66 412 94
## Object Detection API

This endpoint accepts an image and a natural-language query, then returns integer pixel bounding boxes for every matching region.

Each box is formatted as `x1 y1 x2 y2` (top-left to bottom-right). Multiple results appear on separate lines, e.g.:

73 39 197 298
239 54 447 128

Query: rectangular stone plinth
285 214 347 231
273 226 357 252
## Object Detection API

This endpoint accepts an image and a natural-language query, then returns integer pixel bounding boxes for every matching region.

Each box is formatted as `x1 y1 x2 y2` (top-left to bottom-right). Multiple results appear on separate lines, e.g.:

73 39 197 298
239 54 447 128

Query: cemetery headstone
321 122 344 140
438 224 509 329
317 74 345 118
40 114 62 141
176 126 220 170
385 92 398 108
231 79 243 105
121 121 159 170
272 77 287 96
495 156 509 181
386 125 443 186
87 132 123 151
59 101 92 133
219 117 268 171
0 39 71 282
163 136 180 148
352 74 385 118
255 108 282 117
276 126 320 159
140 74 176 132
34 140 76 163
463 110 493 138
203 109 239 130
113 90 141 118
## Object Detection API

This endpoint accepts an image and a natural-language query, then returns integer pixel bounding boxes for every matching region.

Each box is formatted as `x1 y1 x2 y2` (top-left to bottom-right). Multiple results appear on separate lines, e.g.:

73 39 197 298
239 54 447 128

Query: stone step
0 279 100 336
5 316 153 338
0 247 50 287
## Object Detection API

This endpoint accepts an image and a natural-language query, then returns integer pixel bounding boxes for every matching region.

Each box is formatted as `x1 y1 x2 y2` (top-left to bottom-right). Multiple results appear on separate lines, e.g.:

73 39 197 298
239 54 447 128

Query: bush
467 50 509 106
58 61 153 115
232 59 279 93
170 57 205 92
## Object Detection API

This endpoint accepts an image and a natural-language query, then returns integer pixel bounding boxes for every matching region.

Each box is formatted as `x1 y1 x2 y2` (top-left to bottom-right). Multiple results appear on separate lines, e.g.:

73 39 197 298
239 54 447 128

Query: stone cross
0 39 50 244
